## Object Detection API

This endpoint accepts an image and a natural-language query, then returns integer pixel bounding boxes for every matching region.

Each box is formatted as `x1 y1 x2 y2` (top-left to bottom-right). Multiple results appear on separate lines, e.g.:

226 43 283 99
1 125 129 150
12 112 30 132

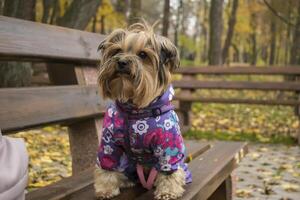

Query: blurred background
1 0 300 198
0 0 299 72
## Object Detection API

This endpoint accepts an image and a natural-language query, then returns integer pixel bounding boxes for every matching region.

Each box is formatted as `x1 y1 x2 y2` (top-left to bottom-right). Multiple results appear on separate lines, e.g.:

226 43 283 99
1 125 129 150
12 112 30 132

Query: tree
57 0 102 30
128 0 141 25
41 0 55 23
0 0 4 14
250 12 258 66
290 2 300 65
208 0 224 65
269 17 277 65
162 0 170 37
222 0 238 64
174 0 183 47
0 0 36 87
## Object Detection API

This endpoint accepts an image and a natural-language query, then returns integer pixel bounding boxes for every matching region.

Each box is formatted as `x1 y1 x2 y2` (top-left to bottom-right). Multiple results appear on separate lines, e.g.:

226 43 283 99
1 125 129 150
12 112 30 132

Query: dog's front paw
154 192 179 200
94 167 121 199
95 187 120 200
154 168 186 200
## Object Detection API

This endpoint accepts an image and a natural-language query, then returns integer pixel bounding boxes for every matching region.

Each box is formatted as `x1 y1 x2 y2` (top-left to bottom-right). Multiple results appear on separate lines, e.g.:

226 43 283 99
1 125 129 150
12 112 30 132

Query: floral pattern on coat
97 85 192 183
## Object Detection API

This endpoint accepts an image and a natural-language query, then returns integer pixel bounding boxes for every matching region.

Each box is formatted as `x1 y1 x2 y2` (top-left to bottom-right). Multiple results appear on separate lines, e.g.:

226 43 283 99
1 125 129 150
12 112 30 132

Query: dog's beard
98 58 169 108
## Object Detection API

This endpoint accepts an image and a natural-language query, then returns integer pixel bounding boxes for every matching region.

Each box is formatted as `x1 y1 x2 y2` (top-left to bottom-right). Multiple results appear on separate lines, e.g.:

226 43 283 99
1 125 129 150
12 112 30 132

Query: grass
184 130 297 145
185 101 298 145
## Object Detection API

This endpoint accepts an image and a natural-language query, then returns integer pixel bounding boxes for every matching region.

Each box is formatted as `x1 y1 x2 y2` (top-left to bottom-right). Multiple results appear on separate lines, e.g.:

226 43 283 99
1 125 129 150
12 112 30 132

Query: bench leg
208 175 233 200
47 65 103 174
68 118 102 174
177 101 192 132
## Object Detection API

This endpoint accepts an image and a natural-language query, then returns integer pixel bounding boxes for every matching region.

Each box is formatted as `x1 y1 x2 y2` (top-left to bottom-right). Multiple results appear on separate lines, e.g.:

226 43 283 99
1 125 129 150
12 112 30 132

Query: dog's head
97 21 179 108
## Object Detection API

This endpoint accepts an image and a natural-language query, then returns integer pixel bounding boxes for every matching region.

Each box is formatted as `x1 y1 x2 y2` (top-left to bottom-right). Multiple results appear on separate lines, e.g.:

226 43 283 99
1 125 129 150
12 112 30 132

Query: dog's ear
158 36 180 72
97 29 126 52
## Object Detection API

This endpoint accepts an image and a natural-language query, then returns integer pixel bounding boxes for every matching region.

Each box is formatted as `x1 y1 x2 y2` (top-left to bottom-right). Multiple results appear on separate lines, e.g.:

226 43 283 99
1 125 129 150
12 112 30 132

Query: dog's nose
117 60 129 71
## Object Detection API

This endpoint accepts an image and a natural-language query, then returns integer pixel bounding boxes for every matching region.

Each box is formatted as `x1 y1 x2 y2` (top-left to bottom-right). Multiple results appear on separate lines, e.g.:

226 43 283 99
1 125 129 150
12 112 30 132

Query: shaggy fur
95 21 185 200
97 22 179 108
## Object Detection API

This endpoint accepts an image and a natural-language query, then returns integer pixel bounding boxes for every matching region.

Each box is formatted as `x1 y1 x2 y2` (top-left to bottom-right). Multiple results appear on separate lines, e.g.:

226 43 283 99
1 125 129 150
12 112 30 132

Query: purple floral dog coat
97 85 192 184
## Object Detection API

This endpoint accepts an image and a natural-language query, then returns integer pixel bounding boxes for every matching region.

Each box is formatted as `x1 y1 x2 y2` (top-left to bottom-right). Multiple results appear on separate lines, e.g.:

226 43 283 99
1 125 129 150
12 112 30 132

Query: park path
234 143 300 200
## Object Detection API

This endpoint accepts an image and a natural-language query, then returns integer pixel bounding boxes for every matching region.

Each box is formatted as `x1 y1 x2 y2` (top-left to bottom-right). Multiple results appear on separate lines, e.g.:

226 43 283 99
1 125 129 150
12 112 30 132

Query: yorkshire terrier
94 21 191 200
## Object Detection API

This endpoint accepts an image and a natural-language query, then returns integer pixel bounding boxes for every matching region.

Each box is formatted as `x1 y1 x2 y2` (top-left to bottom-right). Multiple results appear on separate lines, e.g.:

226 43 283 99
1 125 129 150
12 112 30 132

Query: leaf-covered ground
186 103 298 144
12 126 71 190
234 144 300 200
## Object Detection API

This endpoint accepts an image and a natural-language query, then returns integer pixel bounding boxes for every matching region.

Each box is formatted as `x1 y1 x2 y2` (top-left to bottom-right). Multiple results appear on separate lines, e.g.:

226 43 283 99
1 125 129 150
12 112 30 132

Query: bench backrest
174 66 300 106
0 16 106 174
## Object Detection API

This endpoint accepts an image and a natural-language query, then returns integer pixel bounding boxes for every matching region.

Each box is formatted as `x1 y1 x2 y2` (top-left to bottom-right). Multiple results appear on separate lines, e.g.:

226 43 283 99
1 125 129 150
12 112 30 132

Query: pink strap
136 164 158 190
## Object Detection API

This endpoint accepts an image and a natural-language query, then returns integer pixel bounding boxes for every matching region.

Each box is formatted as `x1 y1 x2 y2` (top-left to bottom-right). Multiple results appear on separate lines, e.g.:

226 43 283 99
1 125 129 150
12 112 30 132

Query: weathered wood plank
174 96 300 106
173 80 300 91
0 16 104 65
68 66 103 174
136 142 248 200
175 66 300 75
26 168 94 200
0 85 106 133
26 140 210 200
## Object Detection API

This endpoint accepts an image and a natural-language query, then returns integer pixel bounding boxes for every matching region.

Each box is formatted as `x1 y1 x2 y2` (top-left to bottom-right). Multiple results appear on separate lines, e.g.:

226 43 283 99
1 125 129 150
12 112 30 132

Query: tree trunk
128 0 141 25
49 0 59 24
250 32 257 66
42 0 55 23
0 0 5 14
92 14 97 33
3 0 35 20
269 18 277 65
3 0 19 17
208 0 224 65
174 0 183 47
222 0 238 64
0 0 36 88
290 2 300 65
57 0 102 30
162 0 170 37
100 15 105 34
200 0 209 63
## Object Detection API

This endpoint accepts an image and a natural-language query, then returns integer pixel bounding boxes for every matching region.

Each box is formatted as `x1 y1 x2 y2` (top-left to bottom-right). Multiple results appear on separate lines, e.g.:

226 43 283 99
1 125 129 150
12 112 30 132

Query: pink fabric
136 164 158 190
0 130 28 200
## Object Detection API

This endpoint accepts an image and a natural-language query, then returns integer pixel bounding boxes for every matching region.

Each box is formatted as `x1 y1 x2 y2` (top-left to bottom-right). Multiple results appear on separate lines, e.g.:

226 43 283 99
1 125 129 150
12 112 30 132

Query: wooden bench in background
0 16 249 200
174 67 300 144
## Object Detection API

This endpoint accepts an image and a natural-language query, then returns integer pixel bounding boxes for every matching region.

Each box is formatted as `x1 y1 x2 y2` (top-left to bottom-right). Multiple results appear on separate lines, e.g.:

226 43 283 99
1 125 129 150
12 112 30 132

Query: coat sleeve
0 130 28 200
97 105 124 171
152 111 186 173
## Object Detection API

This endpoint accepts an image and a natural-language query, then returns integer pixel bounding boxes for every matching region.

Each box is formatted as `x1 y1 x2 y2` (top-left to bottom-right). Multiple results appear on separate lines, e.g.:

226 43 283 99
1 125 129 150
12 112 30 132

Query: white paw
155 193 178 200
95 187 120 199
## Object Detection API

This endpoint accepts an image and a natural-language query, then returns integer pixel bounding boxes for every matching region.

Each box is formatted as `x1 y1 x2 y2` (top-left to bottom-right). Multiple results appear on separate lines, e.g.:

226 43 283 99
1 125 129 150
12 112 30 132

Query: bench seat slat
173 80 300 91
0 85 106 133
26 140 210 200
136 141 247 200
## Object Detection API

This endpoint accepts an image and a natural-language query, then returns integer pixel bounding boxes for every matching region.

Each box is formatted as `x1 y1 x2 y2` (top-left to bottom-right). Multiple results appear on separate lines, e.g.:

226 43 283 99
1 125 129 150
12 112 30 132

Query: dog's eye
138 51 147 59
112 49 122 56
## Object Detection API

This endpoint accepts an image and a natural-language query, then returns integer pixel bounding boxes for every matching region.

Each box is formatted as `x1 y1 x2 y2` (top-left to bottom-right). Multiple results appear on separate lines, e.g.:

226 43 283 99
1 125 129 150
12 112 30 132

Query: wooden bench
0 16 247 200
173 67 300 143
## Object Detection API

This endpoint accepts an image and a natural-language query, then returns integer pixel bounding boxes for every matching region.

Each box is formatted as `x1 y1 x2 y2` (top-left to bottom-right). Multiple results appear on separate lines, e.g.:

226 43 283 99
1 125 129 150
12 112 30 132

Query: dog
94 21 191 200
